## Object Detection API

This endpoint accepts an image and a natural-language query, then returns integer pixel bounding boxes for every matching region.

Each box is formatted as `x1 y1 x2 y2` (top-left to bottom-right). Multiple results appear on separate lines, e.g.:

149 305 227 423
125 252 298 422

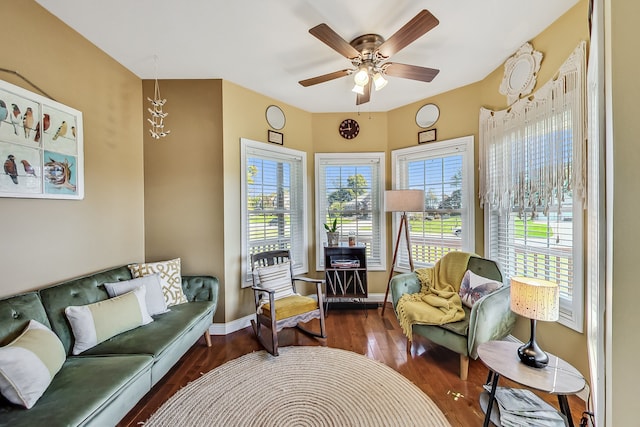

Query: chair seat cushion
437 306 471 336
262 295 318 321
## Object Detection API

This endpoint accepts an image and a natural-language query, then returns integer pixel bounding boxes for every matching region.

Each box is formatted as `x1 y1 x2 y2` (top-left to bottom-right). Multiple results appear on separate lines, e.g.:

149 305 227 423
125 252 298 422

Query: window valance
479 41 587 217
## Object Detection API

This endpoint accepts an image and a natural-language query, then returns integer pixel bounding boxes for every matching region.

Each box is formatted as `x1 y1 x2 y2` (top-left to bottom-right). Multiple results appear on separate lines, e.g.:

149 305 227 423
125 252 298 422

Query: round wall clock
338 119 359 139
265 105 286 130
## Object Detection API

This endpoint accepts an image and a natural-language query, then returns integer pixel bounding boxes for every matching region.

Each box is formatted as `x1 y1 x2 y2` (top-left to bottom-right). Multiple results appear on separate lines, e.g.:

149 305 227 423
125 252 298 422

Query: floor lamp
381 189 425 316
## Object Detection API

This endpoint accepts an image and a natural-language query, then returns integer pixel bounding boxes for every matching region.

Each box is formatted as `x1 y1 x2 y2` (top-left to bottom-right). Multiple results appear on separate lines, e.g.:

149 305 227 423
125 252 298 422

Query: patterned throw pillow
65 285 153 355
128 258 187 307
0 320 66 408
458 270 503 308
104 273 169 316
255 262 296 311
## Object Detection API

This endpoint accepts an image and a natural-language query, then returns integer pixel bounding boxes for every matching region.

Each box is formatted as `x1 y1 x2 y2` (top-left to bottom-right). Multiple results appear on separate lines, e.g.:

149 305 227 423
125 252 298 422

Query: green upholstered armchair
390 256 516 380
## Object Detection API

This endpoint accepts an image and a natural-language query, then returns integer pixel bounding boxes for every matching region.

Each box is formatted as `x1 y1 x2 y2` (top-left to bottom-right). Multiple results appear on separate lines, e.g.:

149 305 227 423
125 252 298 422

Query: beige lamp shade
510 276 559 321
384 190 424 212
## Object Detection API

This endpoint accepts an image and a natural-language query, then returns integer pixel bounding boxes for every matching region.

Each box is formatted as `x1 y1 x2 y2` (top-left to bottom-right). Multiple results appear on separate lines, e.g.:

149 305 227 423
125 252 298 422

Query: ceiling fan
299 9 440 105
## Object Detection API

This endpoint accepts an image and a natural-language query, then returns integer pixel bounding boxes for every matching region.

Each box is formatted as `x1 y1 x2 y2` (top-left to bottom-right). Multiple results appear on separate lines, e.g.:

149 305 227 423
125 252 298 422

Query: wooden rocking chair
250 249 326 355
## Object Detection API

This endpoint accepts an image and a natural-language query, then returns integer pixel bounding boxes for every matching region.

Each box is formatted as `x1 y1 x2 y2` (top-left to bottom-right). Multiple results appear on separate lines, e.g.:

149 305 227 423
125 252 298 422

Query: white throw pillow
104 273 169 316
128 258 187 307
0 320 66 408
458 270 503 308
65 285 153 355
255 262 296 310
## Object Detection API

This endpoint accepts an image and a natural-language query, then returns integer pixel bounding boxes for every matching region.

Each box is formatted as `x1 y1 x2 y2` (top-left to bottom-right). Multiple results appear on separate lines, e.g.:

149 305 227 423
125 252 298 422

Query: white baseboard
208 294 387 336
210 314 253 336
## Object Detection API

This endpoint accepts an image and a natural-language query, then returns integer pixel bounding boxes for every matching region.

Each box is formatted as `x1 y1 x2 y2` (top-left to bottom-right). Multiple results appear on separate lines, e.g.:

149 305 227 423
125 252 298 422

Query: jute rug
144 346 451 427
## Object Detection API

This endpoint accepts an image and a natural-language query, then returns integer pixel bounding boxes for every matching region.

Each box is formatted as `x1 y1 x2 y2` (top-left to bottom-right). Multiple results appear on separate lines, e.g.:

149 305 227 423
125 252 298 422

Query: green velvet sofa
0 265 219 426
390 255 516 380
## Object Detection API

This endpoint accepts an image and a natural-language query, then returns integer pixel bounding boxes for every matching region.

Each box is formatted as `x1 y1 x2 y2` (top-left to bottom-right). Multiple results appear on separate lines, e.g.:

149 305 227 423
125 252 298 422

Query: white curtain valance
479 41 587 217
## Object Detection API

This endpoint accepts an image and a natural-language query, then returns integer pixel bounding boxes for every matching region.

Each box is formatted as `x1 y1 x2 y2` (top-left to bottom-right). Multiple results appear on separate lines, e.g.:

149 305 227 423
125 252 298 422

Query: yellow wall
608 0 640 424
0 0 144 296
221 81 314 322
141 79 225 320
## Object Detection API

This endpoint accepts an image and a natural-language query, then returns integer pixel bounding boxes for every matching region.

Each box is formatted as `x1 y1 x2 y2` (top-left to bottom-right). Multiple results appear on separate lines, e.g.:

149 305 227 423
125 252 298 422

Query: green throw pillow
0 320 66 409
65 285 153 355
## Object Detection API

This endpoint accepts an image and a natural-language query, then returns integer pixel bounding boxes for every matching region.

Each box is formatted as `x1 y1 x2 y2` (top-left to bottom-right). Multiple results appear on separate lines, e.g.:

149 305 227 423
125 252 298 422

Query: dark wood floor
118 304 586 426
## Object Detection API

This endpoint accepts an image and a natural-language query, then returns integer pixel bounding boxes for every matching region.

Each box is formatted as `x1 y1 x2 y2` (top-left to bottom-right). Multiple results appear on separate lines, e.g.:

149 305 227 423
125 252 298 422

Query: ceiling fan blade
356 79 372 105
377 10 439 59
383 63 440 82
309 23 361 59
299 69 352 87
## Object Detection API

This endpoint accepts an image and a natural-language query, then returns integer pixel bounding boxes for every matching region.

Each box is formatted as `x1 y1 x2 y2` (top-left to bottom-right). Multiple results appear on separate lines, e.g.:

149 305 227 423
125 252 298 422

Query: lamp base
517 340 549 368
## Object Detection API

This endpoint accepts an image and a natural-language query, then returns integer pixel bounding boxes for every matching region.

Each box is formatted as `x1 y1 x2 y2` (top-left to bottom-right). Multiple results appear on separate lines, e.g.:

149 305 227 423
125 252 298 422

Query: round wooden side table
477 340 586 427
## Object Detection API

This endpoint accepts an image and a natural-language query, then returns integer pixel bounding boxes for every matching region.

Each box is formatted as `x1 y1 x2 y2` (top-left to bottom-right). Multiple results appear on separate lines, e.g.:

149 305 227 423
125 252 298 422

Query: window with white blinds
315 153 385 270
392 136 475 270
241 139 307 286
480 43 586 331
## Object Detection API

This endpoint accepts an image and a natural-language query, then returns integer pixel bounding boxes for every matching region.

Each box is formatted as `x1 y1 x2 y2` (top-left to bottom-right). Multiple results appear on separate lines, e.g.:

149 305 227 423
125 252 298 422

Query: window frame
314 152 386 271
391 135 476 271
240 138 308 286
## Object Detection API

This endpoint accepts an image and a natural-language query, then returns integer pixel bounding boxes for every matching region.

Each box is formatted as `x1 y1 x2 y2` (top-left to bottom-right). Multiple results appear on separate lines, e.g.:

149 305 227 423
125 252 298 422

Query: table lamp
510 276 559 368
380 189 425 316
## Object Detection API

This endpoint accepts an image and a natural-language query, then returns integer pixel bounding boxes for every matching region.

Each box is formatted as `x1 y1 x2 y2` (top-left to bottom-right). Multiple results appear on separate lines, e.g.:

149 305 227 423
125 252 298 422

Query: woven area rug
145 346 451 427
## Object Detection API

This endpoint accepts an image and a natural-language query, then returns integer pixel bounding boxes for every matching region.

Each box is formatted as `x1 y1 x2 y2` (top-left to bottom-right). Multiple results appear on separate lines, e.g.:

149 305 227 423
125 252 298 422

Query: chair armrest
467 285 517 358
182 275 219 303
251 285 275 294
293 276 324 284
389 272 421 310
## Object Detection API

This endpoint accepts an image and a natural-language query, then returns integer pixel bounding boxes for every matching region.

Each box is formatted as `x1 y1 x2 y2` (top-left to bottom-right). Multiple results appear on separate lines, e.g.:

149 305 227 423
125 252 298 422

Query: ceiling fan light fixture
353 67 370 86
373 72 388 91
351 83 365 95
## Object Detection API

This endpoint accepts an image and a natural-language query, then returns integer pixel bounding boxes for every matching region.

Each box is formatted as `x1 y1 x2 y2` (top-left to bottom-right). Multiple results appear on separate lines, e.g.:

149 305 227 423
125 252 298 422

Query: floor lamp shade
510 276 559 368
385 190 424 212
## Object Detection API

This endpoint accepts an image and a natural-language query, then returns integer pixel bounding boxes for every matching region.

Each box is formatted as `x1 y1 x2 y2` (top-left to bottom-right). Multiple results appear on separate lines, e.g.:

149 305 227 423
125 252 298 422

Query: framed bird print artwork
0 79 83 199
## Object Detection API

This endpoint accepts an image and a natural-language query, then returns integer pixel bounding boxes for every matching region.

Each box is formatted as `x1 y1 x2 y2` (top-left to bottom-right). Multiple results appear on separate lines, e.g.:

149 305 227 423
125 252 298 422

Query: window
392 136 475 270
315 153 385 270
479 42 586 331
241 139 307 286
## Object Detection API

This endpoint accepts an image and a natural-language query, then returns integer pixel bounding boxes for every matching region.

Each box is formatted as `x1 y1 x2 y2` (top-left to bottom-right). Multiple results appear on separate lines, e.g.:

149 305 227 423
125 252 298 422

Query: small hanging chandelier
147 56 170 139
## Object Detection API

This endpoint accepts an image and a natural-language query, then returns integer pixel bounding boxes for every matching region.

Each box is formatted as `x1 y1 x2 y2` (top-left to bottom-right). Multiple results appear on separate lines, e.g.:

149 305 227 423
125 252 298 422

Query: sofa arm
182 275 219 304
389 272 421 310
467 285 517 359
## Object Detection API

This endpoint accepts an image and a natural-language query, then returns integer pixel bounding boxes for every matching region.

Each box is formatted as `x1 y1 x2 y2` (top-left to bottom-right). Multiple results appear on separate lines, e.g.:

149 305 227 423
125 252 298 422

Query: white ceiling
35 0 579 113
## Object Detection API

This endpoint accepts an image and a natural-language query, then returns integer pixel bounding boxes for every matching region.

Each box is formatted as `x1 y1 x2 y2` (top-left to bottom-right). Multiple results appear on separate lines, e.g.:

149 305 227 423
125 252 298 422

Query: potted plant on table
324 218 340 247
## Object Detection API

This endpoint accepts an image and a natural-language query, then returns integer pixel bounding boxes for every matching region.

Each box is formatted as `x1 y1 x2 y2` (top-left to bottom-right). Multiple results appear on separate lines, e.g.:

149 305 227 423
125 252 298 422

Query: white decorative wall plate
499 43 543 105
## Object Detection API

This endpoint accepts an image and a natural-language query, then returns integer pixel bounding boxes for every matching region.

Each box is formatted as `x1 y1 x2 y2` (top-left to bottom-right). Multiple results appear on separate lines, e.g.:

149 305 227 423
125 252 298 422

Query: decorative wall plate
499 43 543 105
415 103 440 128
265 105 285 130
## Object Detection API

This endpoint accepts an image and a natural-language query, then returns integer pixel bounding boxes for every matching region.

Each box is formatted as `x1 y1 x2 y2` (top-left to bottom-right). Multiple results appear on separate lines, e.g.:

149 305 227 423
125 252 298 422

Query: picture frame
418 129 437 144
267 129 283 145
0 79 84 199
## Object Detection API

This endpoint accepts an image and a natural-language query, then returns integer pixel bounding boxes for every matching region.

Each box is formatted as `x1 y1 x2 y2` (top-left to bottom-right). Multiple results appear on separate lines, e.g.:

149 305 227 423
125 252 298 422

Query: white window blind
480 42 586 331
315 153 385 270
241 139 307 285
392 136 475 270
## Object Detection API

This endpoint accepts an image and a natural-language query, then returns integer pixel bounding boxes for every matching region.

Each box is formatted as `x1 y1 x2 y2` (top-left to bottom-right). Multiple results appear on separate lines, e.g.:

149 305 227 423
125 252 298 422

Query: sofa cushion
39 265 133 355
0 354 153 427
65 285 153 355
129 258 188 307
0 320 66 408
104 273 169 316
80 300 214 358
